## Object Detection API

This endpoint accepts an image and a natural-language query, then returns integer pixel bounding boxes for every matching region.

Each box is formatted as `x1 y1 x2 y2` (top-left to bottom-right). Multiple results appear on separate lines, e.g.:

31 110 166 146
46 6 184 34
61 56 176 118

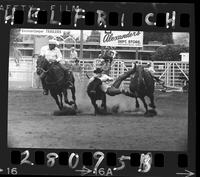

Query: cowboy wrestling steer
87 66 136 115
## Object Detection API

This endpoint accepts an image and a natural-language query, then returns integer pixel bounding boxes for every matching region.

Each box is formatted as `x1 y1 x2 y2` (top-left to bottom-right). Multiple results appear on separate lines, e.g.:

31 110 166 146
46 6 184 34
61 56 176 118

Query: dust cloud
70 76 139 114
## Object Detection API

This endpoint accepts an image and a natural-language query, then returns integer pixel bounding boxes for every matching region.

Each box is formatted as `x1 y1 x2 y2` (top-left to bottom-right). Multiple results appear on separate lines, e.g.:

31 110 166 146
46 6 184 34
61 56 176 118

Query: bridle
36 59 51 77
37 66 49 74
37 60 59 78
36 59 55 75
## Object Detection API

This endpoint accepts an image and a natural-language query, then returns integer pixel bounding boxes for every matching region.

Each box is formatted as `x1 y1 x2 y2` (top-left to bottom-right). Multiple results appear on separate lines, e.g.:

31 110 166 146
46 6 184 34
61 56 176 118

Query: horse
36 55 77 110
126 64 157 116
87 77 107 115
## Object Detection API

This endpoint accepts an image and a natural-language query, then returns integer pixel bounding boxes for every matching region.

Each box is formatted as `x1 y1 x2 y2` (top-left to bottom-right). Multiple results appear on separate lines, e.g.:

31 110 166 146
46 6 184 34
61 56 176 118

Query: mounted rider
40 39 73 95
70 46 78 60
99 46 113 64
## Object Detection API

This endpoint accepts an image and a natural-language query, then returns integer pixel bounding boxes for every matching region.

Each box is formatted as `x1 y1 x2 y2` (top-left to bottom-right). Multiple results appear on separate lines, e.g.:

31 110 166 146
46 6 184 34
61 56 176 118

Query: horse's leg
135 97 140 109
101 94 107 113
50 92 62 110
120 89 140 109
91 99 99 115
140 97 149 115
148 94 156 109
63 90 70 105
134 91 140 109
71 86 77 109
148 94 157 116
59 93 63 110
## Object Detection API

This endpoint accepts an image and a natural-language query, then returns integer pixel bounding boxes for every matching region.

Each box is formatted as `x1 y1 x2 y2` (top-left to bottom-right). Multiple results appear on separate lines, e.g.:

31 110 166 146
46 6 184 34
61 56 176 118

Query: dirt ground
8 81 188 151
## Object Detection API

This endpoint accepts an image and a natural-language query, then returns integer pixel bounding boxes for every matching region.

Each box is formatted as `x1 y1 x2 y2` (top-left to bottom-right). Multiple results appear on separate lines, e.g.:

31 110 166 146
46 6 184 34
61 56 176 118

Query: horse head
36 55 50 77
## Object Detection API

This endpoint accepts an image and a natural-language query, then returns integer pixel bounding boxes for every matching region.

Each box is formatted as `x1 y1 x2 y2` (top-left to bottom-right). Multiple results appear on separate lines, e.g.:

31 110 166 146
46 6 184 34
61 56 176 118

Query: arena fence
8 57 189 90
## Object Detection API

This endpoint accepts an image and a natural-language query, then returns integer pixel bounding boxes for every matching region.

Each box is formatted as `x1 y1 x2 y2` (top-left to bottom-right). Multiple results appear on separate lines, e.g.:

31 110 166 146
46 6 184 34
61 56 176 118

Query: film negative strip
0 0 196 176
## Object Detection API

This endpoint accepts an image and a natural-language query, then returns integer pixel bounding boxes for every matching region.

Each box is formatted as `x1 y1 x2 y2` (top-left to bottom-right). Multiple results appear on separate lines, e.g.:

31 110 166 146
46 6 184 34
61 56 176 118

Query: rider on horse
99 46 113 64
88 65 136 96
40 39 73 95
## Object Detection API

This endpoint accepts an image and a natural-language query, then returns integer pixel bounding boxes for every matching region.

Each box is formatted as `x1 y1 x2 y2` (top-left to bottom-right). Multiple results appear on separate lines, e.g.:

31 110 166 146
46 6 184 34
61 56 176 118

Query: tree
143 32 173 44
151 44 189 61
9 29 22 58
173 33 189 47
10 29 22 47
62 31 71 39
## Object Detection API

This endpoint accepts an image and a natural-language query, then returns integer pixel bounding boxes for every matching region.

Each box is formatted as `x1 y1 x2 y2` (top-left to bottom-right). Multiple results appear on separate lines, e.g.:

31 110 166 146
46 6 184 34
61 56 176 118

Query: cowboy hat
49 39 59 45
94 68 103 74
75 58 79 63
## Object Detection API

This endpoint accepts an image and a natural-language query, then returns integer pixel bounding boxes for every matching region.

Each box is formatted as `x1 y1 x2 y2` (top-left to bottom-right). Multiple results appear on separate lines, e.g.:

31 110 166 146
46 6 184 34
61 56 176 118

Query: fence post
31 57 35 88
173 62 175 87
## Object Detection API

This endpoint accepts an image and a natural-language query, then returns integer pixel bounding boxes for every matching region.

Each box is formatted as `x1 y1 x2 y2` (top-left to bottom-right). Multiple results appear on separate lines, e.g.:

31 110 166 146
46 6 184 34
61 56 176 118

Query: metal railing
8 57 189 89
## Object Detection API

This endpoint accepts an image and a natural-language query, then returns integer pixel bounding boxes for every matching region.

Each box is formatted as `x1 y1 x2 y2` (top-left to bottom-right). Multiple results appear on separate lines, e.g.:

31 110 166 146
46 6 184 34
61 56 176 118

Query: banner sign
20 29 64 36
100 31 143 47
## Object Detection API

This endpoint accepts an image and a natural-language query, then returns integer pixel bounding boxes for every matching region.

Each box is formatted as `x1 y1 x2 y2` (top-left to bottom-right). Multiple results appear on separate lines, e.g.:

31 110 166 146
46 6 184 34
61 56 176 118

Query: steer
87 77 107 115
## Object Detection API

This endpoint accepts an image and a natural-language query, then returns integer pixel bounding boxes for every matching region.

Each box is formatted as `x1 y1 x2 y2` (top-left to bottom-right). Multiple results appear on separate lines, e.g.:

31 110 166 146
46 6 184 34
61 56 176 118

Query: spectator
110 50 118 60
71 59 82 80
99 46 113 63
13 47 22 66
70 46 78 60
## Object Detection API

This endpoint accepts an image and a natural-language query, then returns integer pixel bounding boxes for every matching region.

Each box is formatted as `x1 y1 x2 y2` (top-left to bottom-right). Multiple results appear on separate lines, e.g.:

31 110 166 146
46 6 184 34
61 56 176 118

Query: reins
37 67 49 73
37 61 68 86
37 61 56 75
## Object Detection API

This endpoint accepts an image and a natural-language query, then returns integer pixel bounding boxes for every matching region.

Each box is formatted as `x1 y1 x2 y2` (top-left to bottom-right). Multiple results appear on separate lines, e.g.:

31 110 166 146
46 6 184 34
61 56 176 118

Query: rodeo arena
8 29 189 151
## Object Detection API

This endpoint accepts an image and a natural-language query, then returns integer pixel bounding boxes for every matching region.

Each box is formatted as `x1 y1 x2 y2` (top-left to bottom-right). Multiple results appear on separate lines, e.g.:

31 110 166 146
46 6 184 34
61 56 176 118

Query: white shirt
145 66 155 75
40 45 62 62
70 50 78 59
89 74 114 92
111 50 117 58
